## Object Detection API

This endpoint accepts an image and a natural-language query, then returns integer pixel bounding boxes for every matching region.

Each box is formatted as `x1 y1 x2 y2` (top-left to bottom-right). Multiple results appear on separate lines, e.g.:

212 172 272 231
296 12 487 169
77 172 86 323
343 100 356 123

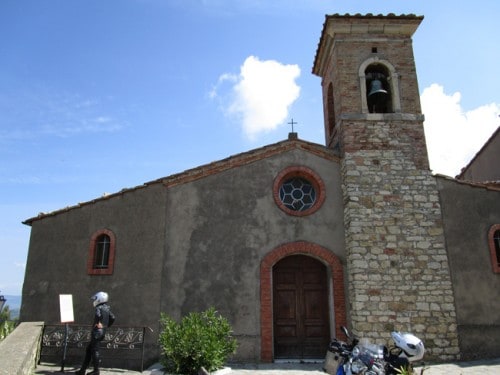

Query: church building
20 14 500 368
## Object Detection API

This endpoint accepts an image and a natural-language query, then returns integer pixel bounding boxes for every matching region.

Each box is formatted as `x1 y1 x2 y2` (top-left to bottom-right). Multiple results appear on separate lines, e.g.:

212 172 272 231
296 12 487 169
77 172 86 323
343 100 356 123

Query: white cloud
0 88 125 141
40 117 123 138
209 73 238 99
421 83 499 177
214 56 300 139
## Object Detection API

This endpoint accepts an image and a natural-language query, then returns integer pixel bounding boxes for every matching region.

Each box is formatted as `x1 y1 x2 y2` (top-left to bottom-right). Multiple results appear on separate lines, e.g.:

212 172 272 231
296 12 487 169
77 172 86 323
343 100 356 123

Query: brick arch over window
488 224 500 273
260 241 346 362
87 229 116 275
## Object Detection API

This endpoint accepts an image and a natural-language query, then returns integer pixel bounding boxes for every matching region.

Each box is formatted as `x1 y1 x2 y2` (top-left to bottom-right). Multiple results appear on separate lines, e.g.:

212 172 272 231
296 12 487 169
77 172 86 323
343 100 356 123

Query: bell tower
313 14 460 361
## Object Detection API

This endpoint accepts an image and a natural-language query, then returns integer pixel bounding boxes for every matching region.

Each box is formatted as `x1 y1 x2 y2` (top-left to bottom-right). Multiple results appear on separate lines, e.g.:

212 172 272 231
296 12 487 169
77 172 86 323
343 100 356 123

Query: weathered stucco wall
458 128 500 182
21 183 167 365
21 146 345 365
437 177 500 360
160 148 345 362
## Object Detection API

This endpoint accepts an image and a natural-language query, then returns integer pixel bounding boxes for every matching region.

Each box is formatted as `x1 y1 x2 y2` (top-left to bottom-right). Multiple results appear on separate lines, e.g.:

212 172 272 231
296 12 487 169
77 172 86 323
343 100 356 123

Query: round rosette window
273 166 325 216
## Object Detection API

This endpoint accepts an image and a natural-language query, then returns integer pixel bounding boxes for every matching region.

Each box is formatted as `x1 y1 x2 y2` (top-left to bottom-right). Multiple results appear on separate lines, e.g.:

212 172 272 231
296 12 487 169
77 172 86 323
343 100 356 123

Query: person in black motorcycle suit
75 291 116 375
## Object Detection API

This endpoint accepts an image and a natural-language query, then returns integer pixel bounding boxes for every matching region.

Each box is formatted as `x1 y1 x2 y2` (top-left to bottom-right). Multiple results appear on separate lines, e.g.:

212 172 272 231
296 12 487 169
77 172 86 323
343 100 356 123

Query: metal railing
40 324 146 371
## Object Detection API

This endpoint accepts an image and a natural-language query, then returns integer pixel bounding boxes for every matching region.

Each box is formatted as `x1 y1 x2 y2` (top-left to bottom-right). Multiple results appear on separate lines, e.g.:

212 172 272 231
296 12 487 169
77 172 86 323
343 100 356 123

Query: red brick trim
273 166 326 217
488 224 500 273
260 241 346 362
87 229 116 276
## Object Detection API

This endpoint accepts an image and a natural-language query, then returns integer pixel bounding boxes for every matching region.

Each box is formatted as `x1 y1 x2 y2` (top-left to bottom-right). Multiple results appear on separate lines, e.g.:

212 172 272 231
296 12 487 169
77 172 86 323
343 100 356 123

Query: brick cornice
161 139 338 188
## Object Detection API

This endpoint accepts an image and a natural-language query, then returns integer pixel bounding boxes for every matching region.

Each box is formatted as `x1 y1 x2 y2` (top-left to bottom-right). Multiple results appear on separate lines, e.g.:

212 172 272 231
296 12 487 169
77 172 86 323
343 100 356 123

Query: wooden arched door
273 255 330 359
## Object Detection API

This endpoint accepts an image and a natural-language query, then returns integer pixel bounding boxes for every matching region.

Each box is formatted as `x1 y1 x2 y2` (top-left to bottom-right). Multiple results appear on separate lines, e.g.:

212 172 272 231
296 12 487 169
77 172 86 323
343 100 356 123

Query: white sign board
59 294 74 323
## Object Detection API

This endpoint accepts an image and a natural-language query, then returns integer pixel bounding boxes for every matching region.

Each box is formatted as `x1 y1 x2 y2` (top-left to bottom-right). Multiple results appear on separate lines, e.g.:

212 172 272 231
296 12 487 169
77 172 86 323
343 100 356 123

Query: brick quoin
260 241 346 362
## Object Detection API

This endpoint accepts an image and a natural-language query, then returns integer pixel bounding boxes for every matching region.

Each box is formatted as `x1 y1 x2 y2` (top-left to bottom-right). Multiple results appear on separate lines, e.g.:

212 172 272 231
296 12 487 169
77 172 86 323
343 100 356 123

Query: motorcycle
324 327 425 375
323 326 357 375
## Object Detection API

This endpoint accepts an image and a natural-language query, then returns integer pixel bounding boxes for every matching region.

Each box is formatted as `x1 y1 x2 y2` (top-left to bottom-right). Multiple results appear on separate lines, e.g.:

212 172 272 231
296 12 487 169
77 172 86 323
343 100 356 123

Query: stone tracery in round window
273 166 325 216
279 177 317 211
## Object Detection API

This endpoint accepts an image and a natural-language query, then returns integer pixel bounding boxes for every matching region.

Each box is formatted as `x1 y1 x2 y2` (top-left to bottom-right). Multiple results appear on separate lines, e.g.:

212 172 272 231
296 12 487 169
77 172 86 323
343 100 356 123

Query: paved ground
35 357 500 375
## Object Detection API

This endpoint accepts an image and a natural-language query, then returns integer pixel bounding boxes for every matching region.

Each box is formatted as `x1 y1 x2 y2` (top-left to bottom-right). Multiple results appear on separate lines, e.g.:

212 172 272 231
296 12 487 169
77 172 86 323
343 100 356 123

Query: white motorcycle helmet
91 291 109 307
391 331 425 361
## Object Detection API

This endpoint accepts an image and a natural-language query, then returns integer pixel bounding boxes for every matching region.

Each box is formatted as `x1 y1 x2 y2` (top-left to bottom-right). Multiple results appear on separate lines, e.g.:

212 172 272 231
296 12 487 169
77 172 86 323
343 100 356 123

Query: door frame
260 241 346 362
273 254 330 359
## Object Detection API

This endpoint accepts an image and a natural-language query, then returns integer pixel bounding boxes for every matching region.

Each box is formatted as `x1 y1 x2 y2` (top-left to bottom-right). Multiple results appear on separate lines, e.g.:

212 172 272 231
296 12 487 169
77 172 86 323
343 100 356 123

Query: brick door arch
260 241 346 362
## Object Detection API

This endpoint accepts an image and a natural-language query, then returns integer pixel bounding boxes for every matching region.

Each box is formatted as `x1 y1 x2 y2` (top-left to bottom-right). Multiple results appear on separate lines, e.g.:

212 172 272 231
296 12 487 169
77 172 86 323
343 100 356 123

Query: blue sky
1 0 499 296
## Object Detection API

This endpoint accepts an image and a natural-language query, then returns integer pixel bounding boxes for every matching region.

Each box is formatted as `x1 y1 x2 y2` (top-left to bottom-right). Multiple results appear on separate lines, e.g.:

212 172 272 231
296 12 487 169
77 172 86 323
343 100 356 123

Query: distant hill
3 295 21 319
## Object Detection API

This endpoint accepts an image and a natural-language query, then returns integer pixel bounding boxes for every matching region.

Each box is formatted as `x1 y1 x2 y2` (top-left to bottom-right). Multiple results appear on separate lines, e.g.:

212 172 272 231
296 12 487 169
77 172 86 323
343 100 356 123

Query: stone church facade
20 14 500 367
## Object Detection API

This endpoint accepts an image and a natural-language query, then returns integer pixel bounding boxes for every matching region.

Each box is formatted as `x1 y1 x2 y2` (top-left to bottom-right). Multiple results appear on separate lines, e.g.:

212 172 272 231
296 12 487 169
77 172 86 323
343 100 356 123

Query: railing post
141 327 146 372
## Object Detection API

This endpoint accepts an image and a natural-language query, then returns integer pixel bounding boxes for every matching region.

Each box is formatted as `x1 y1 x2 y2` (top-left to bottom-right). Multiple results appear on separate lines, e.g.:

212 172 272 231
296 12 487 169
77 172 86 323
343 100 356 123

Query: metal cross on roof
288 118 298 133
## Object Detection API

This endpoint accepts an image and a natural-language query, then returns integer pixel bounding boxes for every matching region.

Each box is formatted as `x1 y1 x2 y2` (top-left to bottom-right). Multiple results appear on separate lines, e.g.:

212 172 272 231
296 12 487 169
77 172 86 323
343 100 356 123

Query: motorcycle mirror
341 326 350 339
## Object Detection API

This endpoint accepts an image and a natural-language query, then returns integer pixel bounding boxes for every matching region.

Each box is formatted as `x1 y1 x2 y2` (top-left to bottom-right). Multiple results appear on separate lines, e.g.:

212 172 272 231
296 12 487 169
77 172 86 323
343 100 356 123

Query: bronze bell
367 79 389 113
368 79 388 97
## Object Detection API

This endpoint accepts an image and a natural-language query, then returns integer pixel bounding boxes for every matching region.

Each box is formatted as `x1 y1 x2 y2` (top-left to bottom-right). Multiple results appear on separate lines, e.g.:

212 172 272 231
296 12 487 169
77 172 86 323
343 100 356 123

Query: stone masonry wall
340 118 460 361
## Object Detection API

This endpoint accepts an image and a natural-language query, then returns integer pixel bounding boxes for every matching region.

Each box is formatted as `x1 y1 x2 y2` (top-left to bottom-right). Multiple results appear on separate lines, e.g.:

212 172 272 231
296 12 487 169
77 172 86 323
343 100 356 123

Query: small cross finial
288 118 298 133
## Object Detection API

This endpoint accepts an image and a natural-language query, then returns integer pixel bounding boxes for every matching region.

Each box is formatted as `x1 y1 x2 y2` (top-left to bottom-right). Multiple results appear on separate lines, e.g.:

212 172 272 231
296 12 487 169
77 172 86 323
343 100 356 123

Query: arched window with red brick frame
488 224 500 273
87 229 116 275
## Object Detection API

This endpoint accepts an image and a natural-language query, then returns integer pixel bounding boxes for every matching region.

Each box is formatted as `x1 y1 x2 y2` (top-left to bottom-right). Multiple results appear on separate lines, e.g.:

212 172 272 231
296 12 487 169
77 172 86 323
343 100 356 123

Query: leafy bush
0 306 16 341
159 307 238 374
395 364 417 375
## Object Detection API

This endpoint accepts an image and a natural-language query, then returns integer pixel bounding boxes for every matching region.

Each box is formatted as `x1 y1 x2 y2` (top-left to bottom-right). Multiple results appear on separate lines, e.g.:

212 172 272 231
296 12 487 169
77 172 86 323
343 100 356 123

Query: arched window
94 234 111 269
488 224 500 273
327 82 336 138
87 229 116 275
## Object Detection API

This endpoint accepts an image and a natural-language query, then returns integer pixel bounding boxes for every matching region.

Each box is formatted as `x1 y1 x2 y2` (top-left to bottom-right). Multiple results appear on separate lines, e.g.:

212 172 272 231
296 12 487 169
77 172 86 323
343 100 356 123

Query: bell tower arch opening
366 64 390 113
359 57 401 114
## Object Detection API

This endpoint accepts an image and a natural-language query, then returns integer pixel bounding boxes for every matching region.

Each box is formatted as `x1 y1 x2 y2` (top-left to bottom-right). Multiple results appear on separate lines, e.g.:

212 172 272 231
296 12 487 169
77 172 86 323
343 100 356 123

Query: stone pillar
340 116 460 360
313 14 460 361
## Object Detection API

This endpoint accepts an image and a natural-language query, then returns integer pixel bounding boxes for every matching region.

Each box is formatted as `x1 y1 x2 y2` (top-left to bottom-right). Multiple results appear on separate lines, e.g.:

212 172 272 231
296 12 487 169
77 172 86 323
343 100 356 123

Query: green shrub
395 364 417 375
0 306 16 341
159 307 238 375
